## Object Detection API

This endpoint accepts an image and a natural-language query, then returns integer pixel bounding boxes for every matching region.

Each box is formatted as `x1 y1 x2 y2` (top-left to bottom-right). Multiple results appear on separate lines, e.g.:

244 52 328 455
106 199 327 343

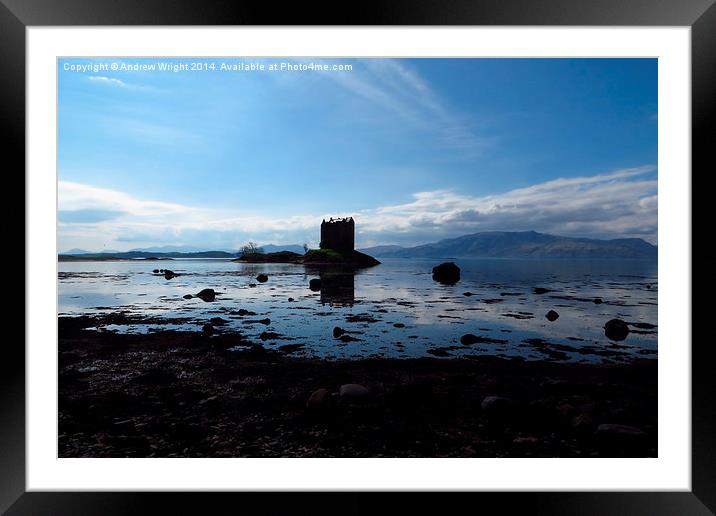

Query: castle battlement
320 217 355 252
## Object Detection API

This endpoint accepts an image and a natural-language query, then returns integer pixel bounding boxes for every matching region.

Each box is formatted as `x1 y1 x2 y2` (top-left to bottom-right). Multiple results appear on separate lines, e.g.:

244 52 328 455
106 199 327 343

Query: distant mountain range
60 243 306 259
61 232 657 260
359 231 657 260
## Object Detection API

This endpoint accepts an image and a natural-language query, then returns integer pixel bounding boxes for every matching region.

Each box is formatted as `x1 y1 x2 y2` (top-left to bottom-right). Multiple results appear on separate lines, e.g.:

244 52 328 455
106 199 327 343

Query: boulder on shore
595 423 648 449
306 388 334 412
339 383 371 403
432 262 460 285
480 395 514 419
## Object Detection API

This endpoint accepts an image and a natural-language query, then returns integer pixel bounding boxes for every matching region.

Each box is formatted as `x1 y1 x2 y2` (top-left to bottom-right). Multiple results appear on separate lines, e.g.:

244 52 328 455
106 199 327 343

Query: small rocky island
234 217 380 268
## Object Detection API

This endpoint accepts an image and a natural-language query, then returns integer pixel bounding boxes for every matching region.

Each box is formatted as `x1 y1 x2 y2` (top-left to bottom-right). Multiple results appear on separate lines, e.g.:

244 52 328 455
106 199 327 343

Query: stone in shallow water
432 262 460 285
256 274 268 283
545 310 559 322
461 334 507 345
604 319 630 341
195 288 216 302
309 278 322 291
533 287 551 294
333 326 346 338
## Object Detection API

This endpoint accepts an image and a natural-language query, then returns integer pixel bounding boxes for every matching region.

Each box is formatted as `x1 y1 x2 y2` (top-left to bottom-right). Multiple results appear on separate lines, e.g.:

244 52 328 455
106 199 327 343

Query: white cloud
87 76 129 88
58 166 658 252
356 166 658 244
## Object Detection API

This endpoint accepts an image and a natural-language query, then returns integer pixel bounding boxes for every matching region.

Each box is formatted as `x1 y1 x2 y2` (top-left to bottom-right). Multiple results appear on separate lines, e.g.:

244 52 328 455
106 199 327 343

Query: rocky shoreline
234 249 380 267
59 316 656 458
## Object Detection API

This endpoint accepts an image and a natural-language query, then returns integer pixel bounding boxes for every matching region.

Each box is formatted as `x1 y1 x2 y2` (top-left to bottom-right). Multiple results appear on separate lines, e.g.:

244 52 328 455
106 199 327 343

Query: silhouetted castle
320 217 355 252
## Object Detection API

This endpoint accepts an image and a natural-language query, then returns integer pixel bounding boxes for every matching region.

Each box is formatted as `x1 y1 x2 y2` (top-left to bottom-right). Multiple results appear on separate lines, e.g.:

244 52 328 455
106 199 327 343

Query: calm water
58 257 658 362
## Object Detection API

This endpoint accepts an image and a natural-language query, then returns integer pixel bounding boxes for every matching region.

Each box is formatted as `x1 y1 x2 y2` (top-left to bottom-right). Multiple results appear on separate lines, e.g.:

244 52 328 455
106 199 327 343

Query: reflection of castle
320 217 354 252
319 269 355 307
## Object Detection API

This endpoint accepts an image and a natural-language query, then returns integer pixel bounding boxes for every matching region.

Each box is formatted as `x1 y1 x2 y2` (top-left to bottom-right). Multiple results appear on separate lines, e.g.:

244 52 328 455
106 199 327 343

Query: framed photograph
5 0 713 513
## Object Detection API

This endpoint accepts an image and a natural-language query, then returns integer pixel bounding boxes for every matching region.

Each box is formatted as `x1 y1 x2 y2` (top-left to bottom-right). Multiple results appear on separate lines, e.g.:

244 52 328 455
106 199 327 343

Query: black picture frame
3 1 713 514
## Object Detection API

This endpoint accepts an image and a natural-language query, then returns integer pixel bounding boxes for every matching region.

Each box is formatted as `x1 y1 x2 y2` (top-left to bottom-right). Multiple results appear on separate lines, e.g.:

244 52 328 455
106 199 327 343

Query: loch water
58 257 658 362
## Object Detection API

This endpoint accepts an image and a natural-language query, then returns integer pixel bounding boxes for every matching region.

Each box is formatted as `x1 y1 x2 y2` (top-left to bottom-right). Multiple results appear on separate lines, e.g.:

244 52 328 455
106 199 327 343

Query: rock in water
333 326 346 338
164 269 178 280
256 273 268 283
306 388 333 412
202 323 214 336
195 288 216 302
432 262 460 285
604 319 630 341
339 383 370 403
152 269 160 273
309 278 322 291
545 310 559 322
183 294 193 300
533 287 551 294
593 298 603 304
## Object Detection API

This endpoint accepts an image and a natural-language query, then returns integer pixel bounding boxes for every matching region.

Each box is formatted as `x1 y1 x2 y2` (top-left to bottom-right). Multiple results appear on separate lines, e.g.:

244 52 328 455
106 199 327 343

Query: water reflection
306 266 356 307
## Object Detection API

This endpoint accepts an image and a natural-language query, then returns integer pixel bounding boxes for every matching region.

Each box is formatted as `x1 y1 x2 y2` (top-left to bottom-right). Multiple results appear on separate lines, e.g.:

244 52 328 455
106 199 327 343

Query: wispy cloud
87 75 162 92
88 75 130 88
313 59 487 157
96 117 203 147
58 166 657 252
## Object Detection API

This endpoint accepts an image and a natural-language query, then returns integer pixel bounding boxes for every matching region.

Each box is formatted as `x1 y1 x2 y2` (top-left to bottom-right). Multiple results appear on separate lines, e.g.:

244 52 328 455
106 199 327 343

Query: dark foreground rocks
58 317 656 458
432 262 461 285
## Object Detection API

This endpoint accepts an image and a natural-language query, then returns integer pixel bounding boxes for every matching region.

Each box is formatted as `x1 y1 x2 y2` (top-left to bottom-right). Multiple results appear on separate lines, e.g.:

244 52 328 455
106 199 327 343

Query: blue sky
58 58 657 252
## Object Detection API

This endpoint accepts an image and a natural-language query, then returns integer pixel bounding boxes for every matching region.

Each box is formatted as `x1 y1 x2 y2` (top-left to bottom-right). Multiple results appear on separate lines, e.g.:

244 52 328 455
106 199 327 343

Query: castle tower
320 217 355 252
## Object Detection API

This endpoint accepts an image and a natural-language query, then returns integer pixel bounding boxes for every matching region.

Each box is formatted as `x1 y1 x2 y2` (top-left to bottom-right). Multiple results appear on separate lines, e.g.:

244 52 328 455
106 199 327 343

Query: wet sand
59 315 657 458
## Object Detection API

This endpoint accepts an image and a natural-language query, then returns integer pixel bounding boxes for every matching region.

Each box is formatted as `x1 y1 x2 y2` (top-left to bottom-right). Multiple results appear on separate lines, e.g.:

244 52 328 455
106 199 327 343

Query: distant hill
261 244 306 254
129 245 233 254
357 245 403 255
359 231 657 260
59 250 235 260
